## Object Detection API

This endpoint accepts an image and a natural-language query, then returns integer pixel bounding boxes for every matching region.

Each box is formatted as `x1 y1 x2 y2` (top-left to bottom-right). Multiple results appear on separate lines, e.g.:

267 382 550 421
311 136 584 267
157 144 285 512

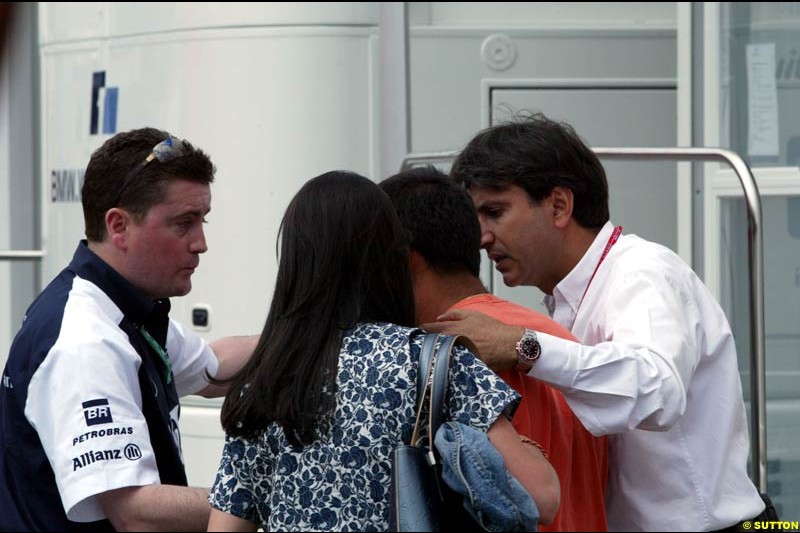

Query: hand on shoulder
421 309 523 372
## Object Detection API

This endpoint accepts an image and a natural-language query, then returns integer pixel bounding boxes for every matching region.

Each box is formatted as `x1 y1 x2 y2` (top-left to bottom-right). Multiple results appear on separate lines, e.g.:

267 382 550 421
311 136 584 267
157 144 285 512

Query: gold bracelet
519 435 549 460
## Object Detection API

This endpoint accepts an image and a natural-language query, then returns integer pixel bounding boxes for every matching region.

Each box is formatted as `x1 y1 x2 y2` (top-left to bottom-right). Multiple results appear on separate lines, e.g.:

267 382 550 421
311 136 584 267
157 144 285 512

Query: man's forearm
201 334 259 397
98 484 212 532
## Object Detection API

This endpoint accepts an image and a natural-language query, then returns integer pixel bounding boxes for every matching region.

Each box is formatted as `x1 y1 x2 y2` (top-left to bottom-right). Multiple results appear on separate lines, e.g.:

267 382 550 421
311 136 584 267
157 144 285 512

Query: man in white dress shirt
424 114 769 531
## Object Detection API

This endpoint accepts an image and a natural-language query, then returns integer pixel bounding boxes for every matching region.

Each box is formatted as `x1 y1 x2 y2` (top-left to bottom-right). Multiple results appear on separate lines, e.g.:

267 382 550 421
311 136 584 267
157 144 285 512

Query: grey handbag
388 332 482 532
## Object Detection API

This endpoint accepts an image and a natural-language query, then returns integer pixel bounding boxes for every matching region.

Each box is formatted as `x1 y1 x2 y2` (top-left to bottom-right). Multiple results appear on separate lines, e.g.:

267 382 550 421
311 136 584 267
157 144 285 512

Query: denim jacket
435 421 540 532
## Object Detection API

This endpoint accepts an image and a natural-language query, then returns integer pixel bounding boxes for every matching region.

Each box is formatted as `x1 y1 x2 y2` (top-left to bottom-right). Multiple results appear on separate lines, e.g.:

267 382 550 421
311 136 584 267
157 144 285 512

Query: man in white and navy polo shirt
0 128 256 531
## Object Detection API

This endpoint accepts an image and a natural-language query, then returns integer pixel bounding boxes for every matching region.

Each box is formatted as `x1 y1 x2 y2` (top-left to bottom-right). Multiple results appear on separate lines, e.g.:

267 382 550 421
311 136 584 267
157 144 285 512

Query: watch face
520 339 540 361
516 330 540 369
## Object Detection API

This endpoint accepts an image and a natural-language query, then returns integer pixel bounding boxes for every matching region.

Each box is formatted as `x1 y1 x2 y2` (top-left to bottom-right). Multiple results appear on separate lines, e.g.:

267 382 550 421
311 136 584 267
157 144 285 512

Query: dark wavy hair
451 112 609 230
380 166 481 277
220 171 416 445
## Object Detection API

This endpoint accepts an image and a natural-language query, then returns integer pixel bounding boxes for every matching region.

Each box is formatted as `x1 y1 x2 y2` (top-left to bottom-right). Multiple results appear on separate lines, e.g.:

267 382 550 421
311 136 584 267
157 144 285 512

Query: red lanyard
578 226 623 310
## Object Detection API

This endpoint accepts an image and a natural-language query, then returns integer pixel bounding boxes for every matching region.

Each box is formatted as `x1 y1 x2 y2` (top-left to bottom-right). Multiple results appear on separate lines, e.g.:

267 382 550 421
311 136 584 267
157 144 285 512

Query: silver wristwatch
515 328 541 372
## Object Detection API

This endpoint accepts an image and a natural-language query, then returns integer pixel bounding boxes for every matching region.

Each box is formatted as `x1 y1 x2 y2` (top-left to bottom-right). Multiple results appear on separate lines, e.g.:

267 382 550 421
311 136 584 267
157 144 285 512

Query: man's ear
105 207 131 250
551 187 574 229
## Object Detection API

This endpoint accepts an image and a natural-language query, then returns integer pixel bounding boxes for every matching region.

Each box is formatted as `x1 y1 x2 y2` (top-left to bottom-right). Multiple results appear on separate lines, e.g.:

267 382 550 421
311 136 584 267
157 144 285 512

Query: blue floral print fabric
209 323 519 531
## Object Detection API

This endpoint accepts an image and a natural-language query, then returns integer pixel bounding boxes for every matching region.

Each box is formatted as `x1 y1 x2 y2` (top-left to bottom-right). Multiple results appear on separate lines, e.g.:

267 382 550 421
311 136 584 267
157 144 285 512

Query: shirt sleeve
25 319 160 522
533 266 714 436
209 434 260 524
166 319 219 397
444 343 520 434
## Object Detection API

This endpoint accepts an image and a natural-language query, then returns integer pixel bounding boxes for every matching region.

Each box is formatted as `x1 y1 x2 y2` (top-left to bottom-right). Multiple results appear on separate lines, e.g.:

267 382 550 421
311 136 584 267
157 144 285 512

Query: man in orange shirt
380 167 608 532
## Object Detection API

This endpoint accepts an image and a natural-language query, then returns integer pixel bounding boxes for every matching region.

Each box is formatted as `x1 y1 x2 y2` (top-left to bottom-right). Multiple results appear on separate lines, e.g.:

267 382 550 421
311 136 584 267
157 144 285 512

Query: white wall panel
425 2 676 28
38 2 108 44
409 28 676 153
110 2 379 36
40 42 104 286
39 2 379 44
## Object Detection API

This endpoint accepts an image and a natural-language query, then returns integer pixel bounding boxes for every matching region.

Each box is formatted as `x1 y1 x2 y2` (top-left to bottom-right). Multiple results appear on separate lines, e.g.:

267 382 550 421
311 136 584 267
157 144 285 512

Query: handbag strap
410 332 440 446
427 334 459 449
417 333 439 403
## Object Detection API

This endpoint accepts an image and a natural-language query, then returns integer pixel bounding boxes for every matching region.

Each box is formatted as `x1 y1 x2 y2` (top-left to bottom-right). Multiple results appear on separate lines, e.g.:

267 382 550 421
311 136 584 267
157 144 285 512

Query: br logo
82 398 113 426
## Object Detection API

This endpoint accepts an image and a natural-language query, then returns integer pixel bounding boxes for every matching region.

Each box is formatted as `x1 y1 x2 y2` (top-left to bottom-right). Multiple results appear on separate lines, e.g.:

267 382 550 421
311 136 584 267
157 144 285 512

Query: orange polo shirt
450 293 608 532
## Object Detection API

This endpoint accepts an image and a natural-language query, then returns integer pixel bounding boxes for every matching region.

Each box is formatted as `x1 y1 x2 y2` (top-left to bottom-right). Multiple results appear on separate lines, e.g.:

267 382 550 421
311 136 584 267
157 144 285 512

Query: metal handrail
0 250 45 261
400 152 457 171
400 147 767 491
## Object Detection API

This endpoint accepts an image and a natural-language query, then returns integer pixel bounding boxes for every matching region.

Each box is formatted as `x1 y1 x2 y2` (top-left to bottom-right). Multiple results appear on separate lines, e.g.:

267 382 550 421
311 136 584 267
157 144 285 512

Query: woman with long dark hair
207 171 558 531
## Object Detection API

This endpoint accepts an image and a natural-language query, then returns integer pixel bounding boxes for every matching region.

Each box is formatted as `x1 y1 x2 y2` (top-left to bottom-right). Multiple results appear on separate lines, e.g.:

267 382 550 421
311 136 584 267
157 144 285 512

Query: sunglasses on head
114 136 186 206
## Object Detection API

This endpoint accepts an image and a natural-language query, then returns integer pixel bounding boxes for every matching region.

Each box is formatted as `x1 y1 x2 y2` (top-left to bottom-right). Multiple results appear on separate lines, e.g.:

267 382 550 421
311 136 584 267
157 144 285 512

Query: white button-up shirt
535 222 763 531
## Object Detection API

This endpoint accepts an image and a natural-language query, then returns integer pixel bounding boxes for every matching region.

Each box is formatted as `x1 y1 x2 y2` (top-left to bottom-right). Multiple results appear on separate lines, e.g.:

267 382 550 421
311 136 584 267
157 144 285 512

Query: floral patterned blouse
209 322 519 532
